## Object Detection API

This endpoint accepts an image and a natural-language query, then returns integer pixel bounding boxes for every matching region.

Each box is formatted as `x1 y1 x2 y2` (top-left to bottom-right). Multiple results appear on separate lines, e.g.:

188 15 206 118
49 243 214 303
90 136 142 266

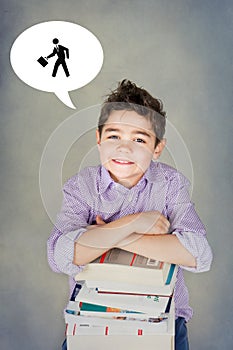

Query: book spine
65 317 168 336
79 302 142 314
66 324 167 336
66 310 168 323
165 264 176 285
97 290 172 297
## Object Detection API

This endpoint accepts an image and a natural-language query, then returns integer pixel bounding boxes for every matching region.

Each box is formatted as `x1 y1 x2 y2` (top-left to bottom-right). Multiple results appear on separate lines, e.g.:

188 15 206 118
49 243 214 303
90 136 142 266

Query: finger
158 215 170 227
96 215 106 225
152 217 169 234
160 220 170 233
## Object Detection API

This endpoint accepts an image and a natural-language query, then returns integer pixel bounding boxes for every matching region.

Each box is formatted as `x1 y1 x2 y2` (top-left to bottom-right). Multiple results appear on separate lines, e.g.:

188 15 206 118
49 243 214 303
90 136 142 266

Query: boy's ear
96 129 101 146
153 138 166 160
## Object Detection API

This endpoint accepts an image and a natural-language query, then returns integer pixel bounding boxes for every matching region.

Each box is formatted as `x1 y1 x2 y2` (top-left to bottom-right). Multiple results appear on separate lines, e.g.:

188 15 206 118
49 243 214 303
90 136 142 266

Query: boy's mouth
112 158 134 165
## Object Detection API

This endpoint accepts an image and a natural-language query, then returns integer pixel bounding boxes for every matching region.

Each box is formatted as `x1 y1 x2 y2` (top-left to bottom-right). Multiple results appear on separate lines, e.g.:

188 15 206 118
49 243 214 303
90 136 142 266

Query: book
79 302 142 314
70 281 171 315
65 308 175 350
68 249 176 349
76 263 177 296
67 334 174 349
65 277 176 349
65 314 169 336
66 301 166 322
75 248 173 289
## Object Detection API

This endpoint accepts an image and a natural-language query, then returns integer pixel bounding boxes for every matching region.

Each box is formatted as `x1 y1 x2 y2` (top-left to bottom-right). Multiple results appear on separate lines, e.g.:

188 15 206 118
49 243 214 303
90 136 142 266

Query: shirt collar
98 166 115 194
143 161 165 183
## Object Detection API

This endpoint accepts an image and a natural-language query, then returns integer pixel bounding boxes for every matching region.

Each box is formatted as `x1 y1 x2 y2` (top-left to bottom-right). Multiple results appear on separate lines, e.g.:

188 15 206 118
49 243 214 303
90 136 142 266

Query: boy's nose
116 139 132 152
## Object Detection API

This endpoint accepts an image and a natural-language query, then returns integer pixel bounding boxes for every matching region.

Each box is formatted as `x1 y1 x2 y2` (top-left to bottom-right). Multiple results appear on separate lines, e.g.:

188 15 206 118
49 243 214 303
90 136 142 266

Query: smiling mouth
112 159 134 165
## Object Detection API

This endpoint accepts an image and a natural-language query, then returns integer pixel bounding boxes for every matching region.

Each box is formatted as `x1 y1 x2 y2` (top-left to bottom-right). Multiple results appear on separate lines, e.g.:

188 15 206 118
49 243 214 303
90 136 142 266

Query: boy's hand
86 215 106 230
86 213 169 235
96 215 106 225
135 211 170 235
115 211 170 248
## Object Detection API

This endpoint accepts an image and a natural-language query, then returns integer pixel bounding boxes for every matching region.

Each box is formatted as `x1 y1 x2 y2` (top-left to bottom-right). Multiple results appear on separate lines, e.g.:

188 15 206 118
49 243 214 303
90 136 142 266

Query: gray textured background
1 0 233 349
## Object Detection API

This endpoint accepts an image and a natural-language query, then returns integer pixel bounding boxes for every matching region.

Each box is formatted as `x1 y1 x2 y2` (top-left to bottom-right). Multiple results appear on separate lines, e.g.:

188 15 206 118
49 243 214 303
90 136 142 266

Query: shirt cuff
173 231 213 273
54 228 86 277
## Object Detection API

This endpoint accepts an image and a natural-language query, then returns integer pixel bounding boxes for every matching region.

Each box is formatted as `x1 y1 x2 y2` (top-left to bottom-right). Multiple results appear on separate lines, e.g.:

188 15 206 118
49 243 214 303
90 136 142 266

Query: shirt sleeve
47 175 91 275
53 228 86 277
173 231 213 272
166 172 213 272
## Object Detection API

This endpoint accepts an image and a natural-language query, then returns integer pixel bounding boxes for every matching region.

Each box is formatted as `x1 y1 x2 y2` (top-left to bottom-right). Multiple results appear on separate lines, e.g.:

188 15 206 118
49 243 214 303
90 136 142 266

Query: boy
47 80 212 349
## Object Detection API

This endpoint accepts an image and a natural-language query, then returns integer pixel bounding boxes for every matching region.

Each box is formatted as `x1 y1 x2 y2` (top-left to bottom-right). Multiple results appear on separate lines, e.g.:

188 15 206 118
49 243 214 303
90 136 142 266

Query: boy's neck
108 170 145 189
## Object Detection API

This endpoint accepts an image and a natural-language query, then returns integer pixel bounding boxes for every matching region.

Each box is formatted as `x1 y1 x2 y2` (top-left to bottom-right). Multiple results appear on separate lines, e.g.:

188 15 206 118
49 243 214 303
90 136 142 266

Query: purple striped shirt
47 161 212 321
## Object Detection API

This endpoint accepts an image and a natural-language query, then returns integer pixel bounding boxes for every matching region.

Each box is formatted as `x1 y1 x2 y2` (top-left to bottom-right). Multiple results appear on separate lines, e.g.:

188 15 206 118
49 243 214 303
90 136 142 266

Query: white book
65 301 175 349
65 312 169 335
75 249 172 288
72 281 171 314
77 264 178 296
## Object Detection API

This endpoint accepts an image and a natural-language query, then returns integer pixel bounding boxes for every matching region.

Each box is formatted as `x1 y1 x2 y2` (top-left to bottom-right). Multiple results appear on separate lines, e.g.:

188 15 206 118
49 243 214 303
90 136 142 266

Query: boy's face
96 110 165 188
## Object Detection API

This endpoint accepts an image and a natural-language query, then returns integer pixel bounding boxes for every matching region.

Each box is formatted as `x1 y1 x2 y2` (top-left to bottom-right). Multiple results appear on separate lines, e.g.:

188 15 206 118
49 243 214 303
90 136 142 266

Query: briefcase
37 56 48 67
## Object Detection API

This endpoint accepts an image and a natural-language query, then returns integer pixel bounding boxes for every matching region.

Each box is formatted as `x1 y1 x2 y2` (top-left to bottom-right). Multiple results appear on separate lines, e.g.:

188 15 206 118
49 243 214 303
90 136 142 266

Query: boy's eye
107 135 119 140
134 138 145 143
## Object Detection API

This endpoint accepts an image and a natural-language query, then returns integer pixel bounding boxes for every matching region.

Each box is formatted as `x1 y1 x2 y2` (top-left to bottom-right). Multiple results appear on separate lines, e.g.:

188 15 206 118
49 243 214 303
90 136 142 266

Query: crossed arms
48 167 213 276
73 211 196 268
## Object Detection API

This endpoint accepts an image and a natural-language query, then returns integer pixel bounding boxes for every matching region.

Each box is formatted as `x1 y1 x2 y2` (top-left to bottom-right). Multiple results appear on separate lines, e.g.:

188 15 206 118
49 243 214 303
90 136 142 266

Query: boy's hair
98 79 166 146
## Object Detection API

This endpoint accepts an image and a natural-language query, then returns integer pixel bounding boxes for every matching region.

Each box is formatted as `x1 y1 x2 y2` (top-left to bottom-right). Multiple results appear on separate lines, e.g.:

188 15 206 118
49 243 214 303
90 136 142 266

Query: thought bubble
10 21 104 109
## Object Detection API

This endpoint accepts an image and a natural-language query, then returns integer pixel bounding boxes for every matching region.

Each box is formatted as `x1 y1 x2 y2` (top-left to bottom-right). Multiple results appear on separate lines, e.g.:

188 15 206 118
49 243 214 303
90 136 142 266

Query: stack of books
64 248 177 350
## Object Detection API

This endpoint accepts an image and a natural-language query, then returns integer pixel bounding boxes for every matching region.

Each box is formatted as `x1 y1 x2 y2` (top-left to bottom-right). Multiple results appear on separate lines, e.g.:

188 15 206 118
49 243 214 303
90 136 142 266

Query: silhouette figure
46 38 70 77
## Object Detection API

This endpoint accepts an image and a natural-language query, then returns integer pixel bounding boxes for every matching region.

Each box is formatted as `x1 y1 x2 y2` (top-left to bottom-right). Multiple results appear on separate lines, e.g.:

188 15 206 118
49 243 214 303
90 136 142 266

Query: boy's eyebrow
104 127 153 138
104 127 121 133
133 130 153 138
